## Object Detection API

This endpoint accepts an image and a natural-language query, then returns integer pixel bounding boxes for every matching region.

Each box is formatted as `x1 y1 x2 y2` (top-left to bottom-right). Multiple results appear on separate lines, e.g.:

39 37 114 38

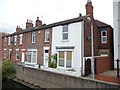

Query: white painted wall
52 21 84 75
113 0 120 68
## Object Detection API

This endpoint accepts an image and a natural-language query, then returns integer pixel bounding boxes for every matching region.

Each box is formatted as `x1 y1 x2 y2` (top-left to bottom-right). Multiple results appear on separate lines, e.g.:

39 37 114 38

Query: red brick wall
0 33 3 60
95 75 120 84
95 56 114 74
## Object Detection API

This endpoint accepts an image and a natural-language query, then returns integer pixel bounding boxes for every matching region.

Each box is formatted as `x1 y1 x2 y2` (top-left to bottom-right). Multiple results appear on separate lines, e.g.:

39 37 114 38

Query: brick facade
1 0 114 73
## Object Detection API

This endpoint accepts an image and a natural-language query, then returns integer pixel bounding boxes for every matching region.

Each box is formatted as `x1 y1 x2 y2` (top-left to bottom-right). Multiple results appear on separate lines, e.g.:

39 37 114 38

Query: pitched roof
3 16 112 37
3 16 84 37
95 20 110 28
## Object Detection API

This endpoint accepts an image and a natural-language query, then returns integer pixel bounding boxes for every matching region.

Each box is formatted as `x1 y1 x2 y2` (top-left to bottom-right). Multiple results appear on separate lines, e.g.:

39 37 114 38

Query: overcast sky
0 0 113 33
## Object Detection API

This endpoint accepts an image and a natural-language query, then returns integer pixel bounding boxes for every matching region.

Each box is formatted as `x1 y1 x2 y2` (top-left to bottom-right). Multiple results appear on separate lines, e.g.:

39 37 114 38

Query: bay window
58 51 72 68
27 49 37 64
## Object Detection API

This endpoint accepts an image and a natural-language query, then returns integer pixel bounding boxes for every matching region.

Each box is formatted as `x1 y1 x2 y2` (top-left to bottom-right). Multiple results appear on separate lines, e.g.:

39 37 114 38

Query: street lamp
85 15 95 79
90 19 94 79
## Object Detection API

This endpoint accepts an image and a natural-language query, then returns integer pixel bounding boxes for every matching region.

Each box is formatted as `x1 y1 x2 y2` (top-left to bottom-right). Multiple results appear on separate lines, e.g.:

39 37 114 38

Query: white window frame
14 36 17 45
8 37 11 45
16 49 19 60
101 31 107 44
19 34 23 45
62 25 68 40
32 32 36 43
9 49 12 59
57 49 73 69
27 49 38 64
4 49 6 59
45 29 50 42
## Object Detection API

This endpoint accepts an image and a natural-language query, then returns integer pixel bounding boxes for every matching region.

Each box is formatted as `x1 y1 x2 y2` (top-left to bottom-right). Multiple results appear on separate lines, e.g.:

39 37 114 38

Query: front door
44 48 49 68
85 58 91 76
22 52 25 63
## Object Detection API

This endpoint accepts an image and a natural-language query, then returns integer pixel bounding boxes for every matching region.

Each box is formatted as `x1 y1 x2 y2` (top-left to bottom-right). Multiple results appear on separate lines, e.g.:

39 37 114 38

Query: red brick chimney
26 19 33 29
16 26 22 32
85 0 94 17
35 17 42 27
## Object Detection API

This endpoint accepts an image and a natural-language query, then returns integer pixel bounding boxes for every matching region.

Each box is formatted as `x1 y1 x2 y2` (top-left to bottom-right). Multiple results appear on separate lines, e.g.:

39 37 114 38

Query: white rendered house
52 19 84 76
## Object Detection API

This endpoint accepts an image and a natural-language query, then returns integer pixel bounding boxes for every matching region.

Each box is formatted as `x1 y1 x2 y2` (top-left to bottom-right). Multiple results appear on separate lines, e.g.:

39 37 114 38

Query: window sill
32 42 36 44
62 39 69 42
44 41 50 43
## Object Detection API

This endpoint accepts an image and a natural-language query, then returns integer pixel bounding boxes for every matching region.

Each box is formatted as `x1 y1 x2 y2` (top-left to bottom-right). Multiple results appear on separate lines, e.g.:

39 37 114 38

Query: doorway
85 58 91 76
44 47 49 68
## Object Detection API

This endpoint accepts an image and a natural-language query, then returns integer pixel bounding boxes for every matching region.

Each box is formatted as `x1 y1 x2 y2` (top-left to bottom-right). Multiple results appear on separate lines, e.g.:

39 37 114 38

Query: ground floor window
58 51 72 68
27 49 37 64
4 49 6 59
16 49 19 60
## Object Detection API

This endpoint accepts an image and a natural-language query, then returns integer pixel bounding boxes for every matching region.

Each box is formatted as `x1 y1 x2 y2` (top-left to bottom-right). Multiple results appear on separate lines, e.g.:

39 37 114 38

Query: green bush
2 60 15 80
49 54 57 68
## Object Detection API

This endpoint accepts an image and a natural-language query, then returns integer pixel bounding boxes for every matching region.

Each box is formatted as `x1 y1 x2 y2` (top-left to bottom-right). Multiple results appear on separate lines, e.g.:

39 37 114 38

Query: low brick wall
14 64 119 88
95 56 113 74
95 75 120 84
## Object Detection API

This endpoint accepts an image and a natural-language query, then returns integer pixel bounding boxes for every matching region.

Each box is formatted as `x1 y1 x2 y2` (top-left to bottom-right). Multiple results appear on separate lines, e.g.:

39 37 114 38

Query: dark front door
85 58 91 76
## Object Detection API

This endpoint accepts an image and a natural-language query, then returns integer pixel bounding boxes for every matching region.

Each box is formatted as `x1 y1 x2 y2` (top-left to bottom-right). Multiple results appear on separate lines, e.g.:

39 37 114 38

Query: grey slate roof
3 16 112 37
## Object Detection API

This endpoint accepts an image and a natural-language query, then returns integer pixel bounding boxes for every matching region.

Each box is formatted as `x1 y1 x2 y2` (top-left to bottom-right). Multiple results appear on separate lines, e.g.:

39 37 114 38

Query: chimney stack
85 0 93 17
35 17 42 27
26 19 33 29
16 26 22 32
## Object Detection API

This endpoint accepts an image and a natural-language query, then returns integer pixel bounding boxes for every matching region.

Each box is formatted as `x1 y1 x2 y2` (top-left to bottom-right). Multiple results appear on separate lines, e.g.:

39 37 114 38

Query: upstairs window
62 25 68 40
8 37 11 45
19 34 23 45
14 36 17 45
101 30 107 43
4 37 7 46
45 29 50 42
32 32 36 43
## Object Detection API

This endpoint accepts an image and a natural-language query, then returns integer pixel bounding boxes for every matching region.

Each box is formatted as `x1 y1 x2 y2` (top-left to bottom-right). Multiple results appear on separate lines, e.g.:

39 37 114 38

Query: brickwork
95 56 114 74
95 75 120 84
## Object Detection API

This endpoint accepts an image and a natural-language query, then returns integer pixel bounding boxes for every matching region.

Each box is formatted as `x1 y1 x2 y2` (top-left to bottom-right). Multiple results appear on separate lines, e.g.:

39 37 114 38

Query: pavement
98 70 120 78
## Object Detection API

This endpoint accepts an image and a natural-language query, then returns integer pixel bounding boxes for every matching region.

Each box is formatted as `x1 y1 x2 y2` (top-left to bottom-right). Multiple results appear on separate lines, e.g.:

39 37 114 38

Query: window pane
59 59 64 67
32 51 37 63
28 52 32 63
102 37 107 43
32 32 36 43
63 33 68 40
102 32 106 36
16 51 19 59
4 50 6 59
66 60 71 68
67 51 72 60
45 30 50 42
59 51 64 58
63 25 68 32
66 51 72 68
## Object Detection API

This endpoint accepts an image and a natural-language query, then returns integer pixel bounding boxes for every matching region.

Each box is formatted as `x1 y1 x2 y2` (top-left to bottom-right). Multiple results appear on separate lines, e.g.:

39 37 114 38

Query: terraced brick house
2 0 114 76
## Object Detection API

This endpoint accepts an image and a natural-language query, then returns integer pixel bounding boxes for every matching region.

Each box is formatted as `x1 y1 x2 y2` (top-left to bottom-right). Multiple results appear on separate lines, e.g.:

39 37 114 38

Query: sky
0 0 113 33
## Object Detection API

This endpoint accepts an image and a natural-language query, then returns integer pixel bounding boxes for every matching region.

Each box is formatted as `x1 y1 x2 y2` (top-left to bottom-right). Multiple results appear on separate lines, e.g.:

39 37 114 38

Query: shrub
49 54 57 68
2 60 15 80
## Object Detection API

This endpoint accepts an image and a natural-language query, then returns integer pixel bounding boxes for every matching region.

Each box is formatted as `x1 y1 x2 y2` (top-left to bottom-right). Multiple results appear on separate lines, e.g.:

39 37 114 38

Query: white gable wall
52 21 84 75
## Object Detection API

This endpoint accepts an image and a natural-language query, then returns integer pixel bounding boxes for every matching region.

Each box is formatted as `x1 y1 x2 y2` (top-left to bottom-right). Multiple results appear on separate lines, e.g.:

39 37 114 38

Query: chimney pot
26 19 33 29
37 17 39 20
35 16 42 27
79 13 82 17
